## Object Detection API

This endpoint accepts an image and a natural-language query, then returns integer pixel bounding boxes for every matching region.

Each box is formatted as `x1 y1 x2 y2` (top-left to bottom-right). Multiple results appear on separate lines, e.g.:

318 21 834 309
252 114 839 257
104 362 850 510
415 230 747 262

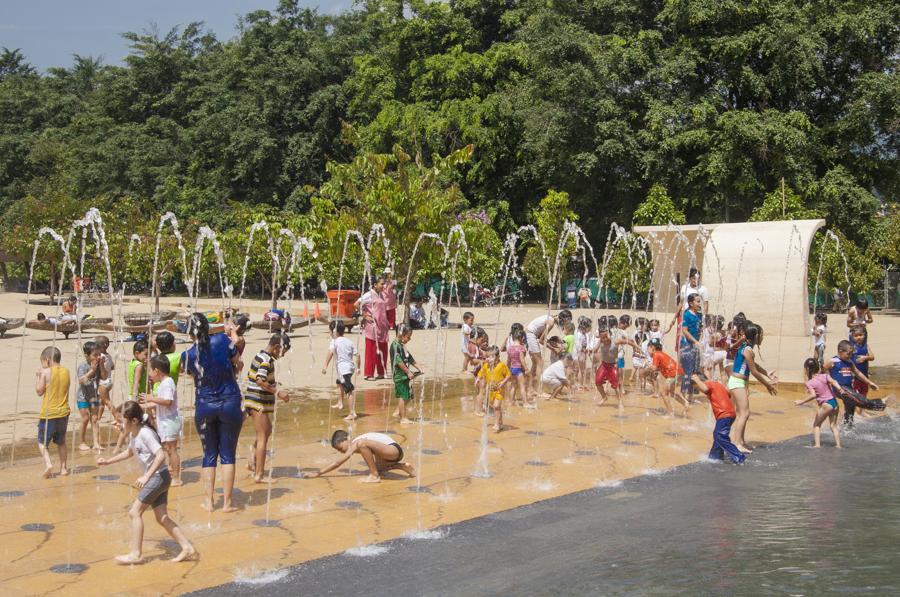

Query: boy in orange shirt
691 373 745 464
647 339 687 417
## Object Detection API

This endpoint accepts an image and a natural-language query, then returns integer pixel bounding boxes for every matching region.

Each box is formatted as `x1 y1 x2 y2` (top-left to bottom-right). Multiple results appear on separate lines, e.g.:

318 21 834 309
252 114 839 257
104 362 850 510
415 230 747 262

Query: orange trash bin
326 290 360 319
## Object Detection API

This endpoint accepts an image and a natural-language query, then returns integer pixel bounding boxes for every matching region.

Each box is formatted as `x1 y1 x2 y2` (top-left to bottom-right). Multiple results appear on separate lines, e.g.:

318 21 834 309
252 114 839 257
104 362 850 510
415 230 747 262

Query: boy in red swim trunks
595 325 641 413
691 373 745 464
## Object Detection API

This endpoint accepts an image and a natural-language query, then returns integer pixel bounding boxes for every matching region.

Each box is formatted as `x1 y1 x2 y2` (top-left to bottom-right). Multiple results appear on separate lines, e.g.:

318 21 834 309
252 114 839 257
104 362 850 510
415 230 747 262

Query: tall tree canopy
0 0 896 290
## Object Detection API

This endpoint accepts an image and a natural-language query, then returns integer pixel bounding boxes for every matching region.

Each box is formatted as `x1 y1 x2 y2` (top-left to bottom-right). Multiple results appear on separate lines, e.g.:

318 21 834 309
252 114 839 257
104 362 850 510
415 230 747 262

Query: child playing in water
96 401 195 564
244 334 291 482
615 315 632 385
648 339 687 417
506 328 530 406
94 335 115 423
304 429 415 483
691 373 744 464
153 331 181 384
630 317 648 388
460 311 475 372
846 298 873 331
794 358 842 448
728 322 778 454
542 353 574 400
128 340 150 401
574 316 593 390
563 321 576 356
322 319 360 420
36 346 70 478
390 324 420 424
824 339 885 427
812 312 827 368
545 336 566 364
140 355 184 486
848 325 875 399
477 346 511 432
76 341 101 453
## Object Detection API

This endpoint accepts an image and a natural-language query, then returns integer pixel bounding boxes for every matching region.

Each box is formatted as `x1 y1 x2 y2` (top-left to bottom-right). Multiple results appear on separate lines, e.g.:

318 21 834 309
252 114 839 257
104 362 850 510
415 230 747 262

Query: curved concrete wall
635 220 825 337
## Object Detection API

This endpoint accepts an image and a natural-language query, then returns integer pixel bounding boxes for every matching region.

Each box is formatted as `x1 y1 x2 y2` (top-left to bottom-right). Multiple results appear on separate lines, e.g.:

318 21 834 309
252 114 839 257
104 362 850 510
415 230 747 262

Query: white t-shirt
359 290 374 306
573 330 590 359
331 336 358 376
814 324 827 347
131 426 167 474
541 360 568 384
610 328 627 359
526 315 552 336
353 432 395 447
680 283 709 310
461 322 473 352
155 377 179 423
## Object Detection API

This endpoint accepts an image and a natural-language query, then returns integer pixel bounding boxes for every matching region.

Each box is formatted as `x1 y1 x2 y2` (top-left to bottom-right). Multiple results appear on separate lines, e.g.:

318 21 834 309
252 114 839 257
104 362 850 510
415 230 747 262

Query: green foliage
633 184 686 226
750 182 821 222
0 0 897 286
809 229 882 294
522 189 578 288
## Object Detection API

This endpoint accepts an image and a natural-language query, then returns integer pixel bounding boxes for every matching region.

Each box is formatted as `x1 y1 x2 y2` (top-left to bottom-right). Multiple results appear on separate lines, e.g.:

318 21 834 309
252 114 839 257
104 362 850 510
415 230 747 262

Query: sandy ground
0 292 896 594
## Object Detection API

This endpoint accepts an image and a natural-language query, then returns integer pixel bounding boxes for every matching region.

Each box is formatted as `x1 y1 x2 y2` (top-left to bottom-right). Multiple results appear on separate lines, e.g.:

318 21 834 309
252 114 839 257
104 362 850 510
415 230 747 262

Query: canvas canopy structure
633 220 826 337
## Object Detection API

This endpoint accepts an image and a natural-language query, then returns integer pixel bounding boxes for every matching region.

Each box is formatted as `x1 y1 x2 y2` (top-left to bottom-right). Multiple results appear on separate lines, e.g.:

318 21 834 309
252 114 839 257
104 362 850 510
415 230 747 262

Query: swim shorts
525 332 540 354
37 416 68 446
727 376 747 390
395 379 412 402
510 367 524 376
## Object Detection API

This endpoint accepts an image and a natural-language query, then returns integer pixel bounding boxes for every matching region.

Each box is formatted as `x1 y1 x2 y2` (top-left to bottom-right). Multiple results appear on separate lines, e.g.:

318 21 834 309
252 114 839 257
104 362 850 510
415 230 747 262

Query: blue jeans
679 344 699 395
195 397 243 467
710 417 745 464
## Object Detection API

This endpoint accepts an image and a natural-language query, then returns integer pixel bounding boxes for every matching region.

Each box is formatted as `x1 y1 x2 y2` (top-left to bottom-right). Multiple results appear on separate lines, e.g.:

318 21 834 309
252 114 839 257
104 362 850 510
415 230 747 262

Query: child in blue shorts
76 341 102 452
795 358 842 448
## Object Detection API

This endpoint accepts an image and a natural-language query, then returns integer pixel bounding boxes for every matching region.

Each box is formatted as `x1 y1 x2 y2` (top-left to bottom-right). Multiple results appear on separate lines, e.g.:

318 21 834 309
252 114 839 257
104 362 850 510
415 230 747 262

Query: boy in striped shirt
244 334 290 483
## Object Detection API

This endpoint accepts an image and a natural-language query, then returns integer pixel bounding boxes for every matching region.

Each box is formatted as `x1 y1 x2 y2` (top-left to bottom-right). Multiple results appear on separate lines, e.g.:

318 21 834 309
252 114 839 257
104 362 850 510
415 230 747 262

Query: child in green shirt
390 325 422 424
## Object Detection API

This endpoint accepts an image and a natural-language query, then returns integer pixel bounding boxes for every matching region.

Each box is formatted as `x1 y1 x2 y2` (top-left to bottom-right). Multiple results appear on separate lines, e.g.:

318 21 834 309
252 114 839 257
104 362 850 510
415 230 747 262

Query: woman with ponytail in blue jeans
182 313 244 512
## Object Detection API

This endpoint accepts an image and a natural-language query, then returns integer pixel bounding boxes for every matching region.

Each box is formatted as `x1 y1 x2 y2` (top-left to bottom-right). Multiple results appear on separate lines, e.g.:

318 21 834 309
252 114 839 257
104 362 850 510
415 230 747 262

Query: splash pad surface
0 295 897 595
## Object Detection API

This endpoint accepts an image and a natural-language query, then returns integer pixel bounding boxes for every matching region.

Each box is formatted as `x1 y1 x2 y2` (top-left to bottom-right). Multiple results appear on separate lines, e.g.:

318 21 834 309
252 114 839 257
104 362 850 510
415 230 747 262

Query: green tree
522 189 578 294
750 181 821 222
633 184 687 226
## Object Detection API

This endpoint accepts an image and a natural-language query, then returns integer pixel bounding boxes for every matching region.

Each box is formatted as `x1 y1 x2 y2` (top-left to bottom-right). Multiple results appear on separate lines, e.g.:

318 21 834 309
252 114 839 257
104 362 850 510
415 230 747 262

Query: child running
244 333 291 482
76 341 102 453
691 374 744 464
36 346 70 478
477 346 511 432
304 429 415 483
794 358 842 448
824 339 886 427
96 401 195 564
322 320 360 420
390 324 421 424
140 355 184 486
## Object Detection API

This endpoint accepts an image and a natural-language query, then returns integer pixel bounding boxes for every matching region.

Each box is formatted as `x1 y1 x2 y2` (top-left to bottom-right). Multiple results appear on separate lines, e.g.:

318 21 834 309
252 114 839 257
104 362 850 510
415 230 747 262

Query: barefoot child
390 324 421 424
477 346 511 432
244 334 291 482
691 373 745 464
97 401 195 564
647 339 688 417
812 312 827 368
322 319 360 420
140 355 184 485
460 311 475 372
304 429 415 483
506 329 530 405
541 353 574 400
728 322 778 453
574 316 592 390
795 358 842 448
36 347 70 478
153 332 181 384
849 325 875 400
94 335 115 423
76 341 101 452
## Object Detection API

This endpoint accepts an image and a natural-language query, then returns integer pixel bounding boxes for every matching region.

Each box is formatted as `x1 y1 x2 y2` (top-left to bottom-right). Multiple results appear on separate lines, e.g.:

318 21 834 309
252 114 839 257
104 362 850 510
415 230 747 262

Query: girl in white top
322 320 360 418
140 355 183 486
525 309 572 395
97 401 194 565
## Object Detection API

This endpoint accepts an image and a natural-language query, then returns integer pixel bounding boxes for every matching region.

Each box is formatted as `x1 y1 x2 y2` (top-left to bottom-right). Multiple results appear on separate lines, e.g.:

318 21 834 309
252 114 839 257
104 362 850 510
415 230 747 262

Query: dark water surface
197 415 900 596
